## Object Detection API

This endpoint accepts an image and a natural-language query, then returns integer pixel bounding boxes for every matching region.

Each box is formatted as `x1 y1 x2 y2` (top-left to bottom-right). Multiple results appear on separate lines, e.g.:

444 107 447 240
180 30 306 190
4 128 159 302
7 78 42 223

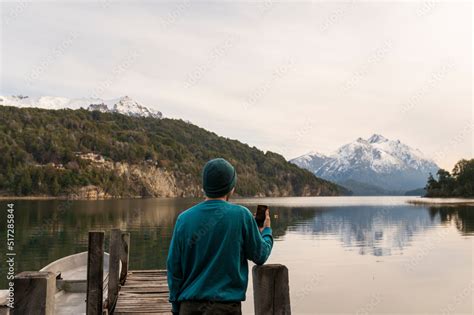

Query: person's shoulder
228 202 253 218
176 202 203 221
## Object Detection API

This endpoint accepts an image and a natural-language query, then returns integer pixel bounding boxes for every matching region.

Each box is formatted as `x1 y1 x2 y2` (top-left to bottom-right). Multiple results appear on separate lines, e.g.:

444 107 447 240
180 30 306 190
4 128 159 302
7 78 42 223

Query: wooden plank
116 298 168 302
115 304 170 308
128 269 167 272
119 290 169 294
114 306 171 314
115 312 171 314
116 299 170 302
108 229 122 311
114 269 171 314
120 232 130 285
86 231 104 315
122 284 167 287
118 294 169 298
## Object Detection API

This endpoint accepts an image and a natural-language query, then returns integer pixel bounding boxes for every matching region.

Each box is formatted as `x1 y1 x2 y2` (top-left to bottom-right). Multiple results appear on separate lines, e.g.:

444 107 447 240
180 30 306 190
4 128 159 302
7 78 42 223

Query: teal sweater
167 200 273 313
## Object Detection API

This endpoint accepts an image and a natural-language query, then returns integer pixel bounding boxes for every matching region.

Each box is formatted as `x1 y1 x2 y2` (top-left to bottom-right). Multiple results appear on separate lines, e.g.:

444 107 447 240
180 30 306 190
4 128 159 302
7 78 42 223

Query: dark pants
179 301 242 315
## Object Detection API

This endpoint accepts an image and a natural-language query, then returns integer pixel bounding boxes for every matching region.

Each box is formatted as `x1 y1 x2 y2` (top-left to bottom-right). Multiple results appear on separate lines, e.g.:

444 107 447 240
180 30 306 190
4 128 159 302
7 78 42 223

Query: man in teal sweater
167 158 273 314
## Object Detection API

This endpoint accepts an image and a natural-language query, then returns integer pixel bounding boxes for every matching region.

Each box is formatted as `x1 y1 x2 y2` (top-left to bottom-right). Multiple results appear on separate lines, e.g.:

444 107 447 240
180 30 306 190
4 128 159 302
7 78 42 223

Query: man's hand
259 209 271 232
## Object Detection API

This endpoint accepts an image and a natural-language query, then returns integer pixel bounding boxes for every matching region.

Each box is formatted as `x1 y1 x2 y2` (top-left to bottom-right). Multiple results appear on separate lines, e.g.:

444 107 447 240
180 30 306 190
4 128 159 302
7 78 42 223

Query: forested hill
0 106 346 198
425 159 474 198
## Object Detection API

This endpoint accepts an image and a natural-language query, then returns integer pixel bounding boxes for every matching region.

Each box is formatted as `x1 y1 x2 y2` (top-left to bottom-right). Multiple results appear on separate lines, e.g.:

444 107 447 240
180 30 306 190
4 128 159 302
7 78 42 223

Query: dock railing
85 230 104 315
86 229 130 315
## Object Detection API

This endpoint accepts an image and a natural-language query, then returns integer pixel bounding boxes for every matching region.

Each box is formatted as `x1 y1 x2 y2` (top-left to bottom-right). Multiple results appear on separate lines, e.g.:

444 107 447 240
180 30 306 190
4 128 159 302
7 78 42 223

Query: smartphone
255 205 268 228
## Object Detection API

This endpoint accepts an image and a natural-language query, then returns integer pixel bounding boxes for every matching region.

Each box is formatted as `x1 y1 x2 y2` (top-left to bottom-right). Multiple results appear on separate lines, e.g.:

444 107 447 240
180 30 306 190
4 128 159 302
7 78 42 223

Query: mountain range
1 94 439 197
0 98 345 198
0 95 162 119
291 134 440 195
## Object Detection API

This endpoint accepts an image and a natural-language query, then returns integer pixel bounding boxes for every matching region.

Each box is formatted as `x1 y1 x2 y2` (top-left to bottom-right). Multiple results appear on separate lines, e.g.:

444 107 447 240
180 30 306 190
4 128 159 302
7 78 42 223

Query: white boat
39 251 114 315
0 290 10 314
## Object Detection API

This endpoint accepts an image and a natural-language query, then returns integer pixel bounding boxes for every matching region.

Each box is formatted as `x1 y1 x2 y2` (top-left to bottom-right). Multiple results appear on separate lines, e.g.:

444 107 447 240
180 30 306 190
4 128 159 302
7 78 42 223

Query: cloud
1 1 471 170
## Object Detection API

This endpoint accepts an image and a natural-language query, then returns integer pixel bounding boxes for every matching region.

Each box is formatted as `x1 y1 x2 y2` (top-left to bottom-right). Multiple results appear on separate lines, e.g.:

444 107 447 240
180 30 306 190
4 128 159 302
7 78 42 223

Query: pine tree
50 176 61 196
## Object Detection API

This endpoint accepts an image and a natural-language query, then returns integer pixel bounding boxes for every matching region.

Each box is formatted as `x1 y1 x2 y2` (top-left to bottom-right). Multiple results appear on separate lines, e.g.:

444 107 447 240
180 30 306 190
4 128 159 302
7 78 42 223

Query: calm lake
1 197 473 314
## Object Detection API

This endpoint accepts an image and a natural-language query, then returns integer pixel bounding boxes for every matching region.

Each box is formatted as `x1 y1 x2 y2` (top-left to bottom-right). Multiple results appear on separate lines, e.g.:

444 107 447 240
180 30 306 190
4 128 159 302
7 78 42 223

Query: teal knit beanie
202 158 237 198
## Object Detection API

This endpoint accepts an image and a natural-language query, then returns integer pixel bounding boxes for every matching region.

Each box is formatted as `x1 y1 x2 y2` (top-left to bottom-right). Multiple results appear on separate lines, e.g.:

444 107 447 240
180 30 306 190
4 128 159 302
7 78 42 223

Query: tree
50 176 61 196
0 106 344 197
14 170 33 195
426 159 474 197
452 159 474 196
437 169 455 196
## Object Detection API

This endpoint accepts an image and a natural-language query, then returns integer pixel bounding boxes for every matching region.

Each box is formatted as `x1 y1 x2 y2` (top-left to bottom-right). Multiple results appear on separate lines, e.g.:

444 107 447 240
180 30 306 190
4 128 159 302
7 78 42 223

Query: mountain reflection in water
268 205 474 257
1 198 473 285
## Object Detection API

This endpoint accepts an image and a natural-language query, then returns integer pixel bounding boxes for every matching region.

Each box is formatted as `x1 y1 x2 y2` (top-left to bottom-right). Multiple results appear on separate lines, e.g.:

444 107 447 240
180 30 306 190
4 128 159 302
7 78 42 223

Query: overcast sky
1 1 472 169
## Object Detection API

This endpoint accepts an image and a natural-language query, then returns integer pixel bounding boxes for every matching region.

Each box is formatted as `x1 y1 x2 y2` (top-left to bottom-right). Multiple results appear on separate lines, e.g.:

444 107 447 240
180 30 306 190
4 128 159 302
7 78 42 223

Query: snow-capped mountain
0 95 162 119
291 134 440 194
291 151 330 172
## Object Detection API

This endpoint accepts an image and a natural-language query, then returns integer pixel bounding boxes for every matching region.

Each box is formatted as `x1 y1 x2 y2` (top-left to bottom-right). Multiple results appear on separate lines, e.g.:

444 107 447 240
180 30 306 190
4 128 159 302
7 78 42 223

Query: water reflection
0 198 473 289
428 206 474 235
271 205 474 256
0 198 198 284
276 206 437 256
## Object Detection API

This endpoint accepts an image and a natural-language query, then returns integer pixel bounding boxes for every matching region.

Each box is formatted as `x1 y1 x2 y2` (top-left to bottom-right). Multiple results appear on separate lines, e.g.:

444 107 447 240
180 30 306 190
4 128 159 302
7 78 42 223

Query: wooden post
119 232 130 285
87 231 104 315
108 229 121 311
13 271 56 315
252 264 291 315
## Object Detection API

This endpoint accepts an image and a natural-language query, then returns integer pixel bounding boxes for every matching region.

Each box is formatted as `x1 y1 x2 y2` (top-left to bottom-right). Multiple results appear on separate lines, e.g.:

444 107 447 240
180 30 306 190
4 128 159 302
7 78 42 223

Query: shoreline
0 193 340 201
407 197 474 206
0 195 144 201
0 195 66 200
1 195 474 206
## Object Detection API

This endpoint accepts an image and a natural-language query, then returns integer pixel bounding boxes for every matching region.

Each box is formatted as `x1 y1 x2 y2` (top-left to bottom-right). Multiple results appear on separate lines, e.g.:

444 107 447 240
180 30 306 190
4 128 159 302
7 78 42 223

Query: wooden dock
10 228 291 315
114 270 171 314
